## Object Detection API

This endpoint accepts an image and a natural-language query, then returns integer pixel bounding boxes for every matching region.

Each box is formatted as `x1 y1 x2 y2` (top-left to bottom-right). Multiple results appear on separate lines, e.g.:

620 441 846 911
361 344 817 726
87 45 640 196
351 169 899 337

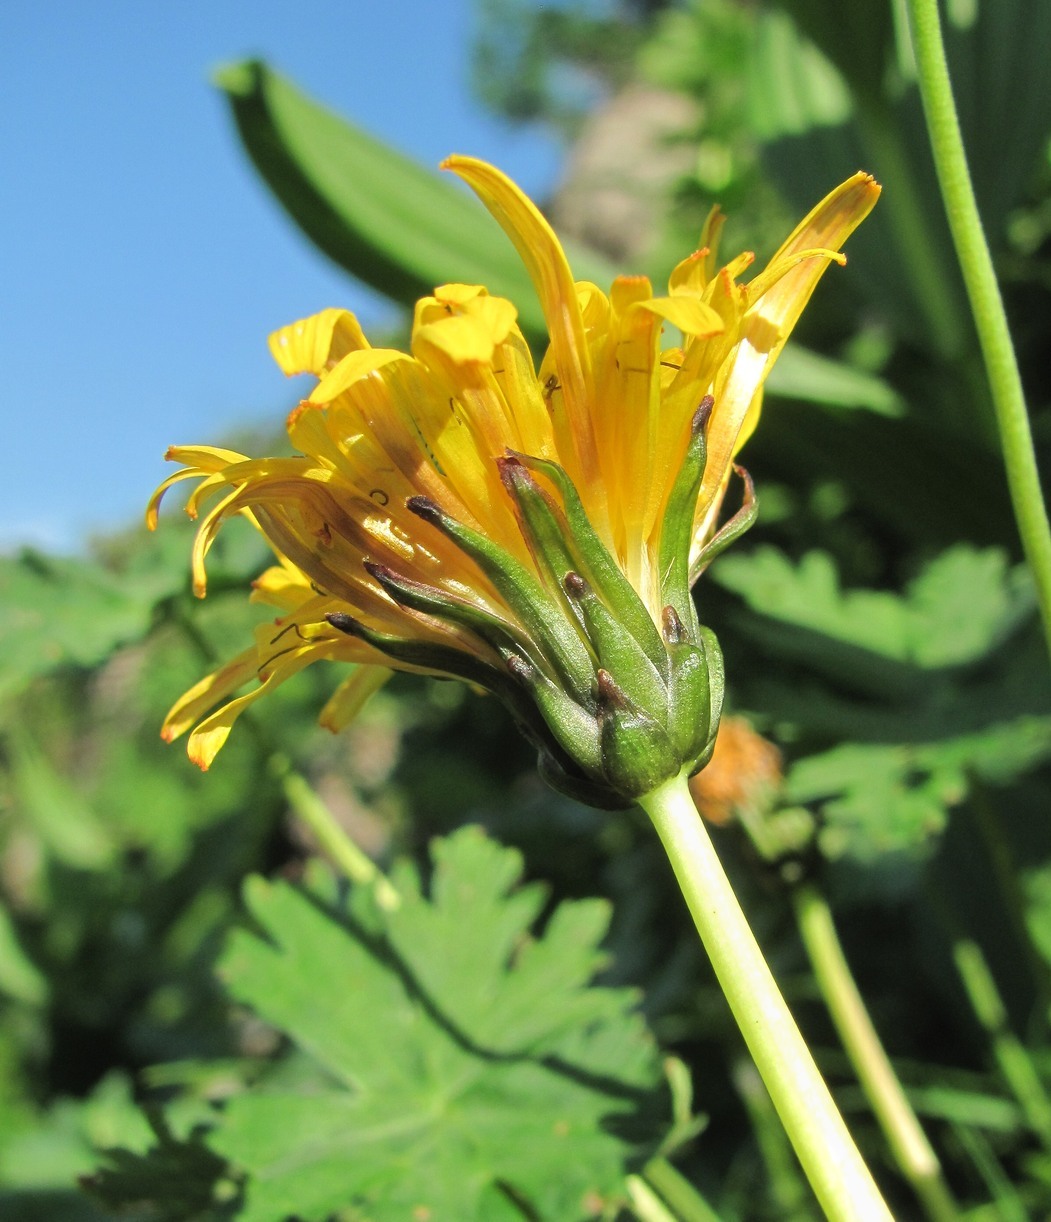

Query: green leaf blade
212 828 665 1219
215 61 616 336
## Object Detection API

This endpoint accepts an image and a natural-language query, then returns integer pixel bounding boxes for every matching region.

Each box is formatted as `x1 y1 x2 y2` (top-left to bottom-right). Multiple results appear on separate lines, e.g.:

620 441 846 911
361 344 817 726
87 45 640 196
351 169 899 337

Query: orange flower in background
149 157 878 806
689 716 784 826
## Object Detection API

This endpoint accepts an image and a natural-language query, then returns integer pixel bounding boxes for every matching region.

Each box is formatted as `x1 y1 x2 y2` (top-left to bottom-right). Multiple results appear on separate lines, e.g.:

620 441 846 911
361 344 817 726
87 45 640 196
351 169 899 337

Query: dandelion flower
149 157 879 806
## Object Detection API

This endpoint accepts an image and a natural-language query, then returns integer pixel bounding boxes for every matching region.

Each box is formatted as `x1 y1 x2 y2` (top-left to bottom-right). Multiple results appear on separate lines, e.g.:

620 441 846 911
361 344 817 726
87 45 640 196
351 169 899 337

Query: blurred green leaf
713 545 1033 671
85 1109 240 1221
0 551 161 705
214 60 616 337
4 724 115 871
785 716 1051 859
210 827 663 1220
766 0 895 108
0 907 46 1007
747 7 853 139
0 1073 151 1192
1023 866 1051 974
766 344 904 416
780 0 1051 247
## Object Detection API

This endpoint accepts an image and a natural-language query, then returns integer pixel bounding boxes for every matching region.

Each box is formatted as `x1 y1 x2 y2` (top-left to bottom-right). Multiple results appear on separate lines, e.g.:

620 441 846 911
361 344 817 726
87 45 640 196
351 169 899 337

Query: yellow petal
696 173 880 524
146 467 201 530
187 637 342 769
269 308 371 377
769 172 880 267
250 563 315 611
163 444 248 469
318 665 393 732
413 313 500 367
161 646 260 743
668 249 709 296
309 347 410 405
442 155 599 481
641 296 725 337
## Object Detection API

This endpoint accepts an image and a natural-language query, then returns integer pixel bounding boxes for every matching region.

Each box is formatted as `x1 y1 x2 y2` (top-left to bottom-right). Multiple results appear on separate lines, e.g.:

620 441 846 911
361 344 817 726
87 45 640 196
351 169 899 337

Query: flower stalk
793 882 959 1222
639 772 892 1221
905 0 1051 662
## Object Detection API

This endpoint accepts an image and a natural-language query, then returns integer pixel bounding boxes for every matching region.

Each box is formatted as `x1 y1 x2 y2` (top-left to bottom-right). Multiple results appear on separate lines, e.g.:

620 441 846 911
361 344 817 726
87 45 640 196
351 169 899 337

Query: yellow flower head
149 157 879 805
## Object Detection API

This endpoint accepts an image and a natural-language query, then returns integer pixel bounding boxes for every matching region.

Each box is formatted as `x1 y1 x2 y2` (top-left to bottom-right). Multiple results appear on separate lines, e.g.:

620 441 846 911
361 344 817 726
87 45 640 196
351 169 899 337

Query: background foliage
3 1 1051 1217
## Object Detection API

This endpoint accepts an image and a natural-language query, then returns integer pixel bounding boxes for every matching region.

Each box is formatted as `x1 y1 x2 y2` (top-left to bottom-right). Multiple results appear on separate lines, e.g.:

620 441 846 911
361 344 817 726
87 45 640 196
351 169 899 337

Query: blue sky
1 2 562 552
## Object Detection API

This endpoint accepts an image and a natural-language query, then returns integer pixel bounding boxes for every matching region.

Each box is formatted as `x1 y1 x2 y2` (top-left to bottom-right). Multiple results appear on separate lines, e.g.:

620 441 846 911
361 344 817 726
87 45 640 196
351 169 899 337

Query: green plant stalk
641 1156 722 1222
952 937 1051 1150
905 0 1051 660
968 788 1051 1011
792 883 959 1222
733 1058 812 1216
627 1174 679 1222
949 1121 1028 1222
639 772 892 1221
268 752 400 910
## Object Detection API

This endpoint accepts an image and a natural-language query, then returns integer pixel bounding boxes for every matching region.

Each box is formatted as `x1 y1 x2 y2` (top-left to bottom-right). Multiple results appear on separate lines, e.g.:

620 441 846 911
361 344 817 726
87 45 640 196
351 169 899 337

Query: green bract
335 429 740 808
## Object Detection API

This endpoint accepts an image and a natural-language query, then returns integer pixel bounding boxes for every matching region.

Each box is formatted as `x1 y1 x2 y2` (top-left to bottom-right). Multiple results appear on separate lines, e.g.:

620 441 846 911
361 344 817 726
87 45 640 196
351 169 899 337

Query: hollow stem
905 0 1051 660
638 772 891 1221
792 883 959 1222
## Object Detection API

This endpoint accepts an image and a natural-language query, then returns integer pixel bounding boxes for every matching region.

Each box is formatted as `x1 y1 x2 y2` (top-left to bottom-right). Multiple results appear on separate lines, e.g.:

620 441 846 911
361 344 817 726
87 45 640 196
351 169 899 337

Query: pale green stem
968 788 1051 1011
627 1174 679 1222
792 884 959 1222
906 0 1051 660
268 752 400 910
950 1122 1028 1222
638 773 892 1221
641 1156 721 1222
952 937 1051 1150
733 1058 813 1217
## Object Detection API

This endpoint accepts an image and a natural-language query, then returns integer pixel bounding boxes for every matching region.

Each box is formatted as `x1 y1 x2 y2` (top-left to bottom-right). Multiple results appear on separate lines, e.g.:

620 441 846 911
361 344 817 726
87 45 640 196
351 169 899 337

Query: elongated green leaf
765 344 904 416
214 60 616 335
0 906 46 1007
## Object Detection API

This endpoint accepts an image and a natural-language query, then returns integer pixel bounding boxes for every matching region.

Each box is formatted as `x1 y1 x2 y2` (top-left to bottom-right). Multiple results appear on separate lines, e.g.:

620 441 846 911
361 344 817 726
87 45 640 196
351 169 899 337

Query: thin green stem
792 884 959 1222
268 752 400 910
968 787 1051 1014
905 0 1051 660
638 773 892 1222
627 1174 679 1222
952 937 1051 1150
640 1157 721 1222
733 1058 814 1218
